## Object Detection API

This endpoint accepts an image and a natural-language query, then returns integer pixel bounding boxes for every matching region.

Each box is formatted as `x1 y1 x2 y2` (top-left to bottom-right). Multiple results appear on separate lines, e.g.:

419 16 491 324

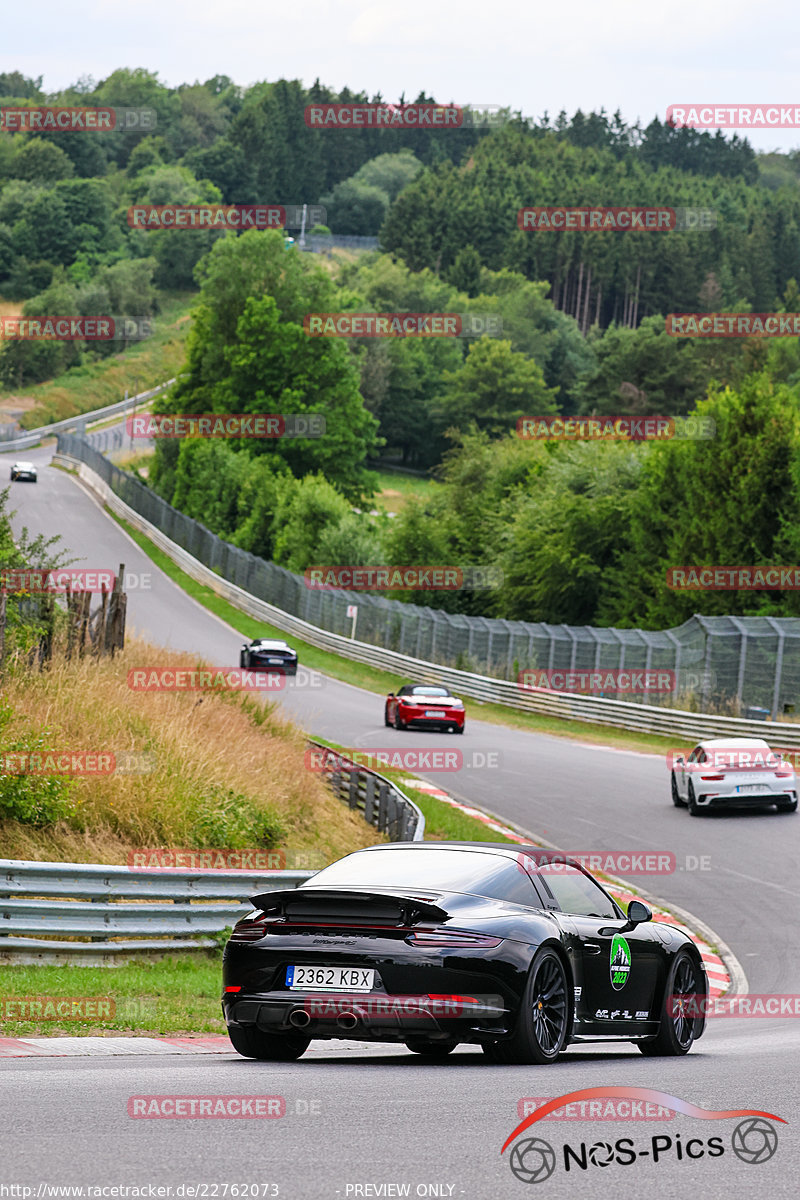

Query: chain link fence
299 234 379 253
57 433 800 718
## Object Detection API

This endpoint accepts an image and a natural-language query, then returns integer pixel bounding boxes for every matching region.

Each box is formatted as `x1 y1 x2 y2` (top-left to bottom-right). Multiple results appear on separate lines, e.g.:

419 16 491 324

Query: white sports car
10 461 37 482
671 737 797 816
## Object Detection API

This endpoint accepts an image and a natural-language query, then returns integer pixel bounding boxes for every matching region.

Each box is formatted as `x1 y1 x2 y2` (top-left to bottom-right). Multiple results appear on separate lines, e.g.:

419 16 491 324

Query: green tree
320 178 389 235
609 373 800 625
353 150 422 201
155 231 379 501
12 140 75 182
271 475 351 572
437 337 558 436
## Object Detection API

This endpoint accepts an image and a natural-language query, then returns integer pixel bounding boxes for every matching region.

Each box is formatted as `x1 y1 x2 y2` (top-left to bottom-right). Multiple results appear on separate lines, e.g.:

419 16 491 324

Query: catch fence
56 433 800 717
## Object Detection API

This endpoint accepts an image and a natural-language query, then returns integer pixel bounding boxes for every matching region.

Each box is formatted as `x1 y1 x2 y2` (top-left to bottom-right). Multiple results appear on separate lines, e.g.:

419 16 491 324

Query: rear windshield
701 745 779 769
303 849 539 906
406 686 449 697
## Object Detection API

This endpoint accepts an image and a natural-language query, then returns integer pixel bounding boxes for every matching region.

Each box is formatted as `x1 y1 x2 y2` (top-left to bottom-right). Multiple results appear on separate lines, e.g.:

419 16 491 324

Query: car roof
13 461 35 468
253 639 290 647
350 841 588 869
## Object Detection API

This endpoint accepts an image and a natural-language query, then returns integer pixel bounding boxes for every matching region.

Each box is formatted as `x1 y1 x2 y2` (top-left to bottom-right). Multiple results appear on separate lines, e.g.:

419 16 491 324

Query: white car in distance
671 737 797 816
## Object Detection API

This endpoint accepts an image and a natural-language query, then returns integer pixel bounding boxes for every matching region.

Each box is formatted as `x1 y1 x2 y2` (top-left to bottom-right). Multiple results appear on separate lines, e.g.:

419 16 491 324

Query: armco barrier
307 740 425 841
52 446 800 746
0 744 423 962
0 859 314 963
0 380 175 451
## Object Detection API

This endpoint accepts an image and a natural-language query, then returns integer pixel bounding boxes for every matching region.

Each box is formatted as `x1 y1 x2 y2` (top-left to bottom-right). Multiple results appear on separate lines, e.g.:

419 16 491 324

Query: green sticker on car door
610 933 631 991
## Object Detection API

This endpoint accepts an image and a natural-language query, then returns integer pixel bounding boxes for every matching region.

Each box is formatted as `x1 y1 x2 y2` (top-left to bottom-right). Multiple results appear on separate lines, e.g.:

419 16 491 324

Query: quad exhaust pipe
336 1011 359 1030
288 1008 311 1028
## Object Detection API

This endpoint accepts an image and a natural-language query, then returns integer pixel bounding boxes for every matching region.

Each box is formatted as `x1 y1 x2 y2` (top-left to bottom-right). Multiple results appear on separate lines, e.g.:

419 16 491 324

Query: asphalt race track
2 441 798 1197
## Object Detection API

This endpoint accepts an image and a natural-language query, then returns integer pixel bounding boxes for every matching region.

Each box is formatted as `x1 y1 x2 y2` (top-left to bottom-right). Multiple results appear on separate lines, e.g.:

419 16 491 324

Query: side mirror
627 900 652 925
675 755 685 766
387 692 395 698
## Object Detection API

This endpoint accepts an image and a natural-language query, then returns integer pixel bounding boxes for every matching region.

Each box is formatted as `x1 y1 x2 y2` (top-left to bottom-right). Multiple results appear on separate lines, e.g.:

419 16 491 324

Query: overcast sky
4 0 800 153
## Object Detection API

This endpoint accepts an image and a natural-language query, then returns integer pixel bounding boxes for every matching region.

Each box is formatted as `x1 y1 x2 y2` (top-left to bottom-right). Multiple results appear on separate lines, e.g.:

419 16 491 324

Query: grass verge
0 954 226 1038
1 293 195 430
369 469 439 516
0 636 380 864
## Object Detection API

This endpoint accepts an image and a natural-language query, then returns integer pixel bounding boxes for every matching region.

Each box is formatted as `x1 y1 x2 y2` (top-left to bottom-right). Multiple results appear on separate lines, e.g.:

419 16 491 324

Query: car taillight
228 914 282 943
775 767 793 777
406 929 503 948
700 774 725 781
224 986 242 993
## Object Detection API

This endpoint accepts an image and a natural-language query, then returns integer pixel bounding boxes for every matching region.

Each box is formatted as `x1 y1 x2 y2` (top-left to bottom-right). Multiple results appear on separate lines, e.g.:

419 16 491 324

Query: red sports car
384 683 465 734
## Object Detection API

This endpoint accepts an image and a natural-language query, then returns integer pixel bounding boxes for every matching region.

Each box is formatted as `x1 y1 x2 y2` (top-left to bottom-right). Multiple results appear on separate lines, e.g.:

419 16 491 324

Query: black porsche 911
239 638 298 675
222 842 707 1063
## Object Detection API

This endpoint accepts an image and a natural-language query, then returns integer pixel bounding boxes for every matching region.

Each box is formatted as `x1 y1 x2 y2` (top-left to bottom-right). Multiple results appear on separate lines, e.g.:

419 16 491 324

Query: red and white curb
404 779 732 998
0 1036 232 1058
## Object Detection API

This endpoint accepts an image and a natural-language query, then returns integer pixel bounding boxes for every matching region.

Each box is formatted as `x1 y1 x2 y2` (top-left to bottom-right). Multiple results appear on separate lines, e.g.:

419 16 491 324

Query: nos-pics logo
501 1089 786 1185
610 934 631 991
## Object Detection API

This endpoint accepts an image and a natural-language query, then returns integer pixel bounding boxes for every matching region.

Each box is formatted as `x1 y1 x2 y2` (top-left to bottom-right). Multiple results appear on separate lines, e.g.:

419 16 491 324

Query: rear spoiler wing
250 888 449 925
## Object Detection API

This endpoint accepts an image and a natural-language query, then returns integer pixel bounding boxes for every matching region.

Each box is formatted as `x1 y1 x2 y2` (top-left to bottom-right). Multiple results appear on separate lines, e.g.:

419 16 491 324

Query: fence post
377 782 389 831
386 793 398 839
364 774 376 824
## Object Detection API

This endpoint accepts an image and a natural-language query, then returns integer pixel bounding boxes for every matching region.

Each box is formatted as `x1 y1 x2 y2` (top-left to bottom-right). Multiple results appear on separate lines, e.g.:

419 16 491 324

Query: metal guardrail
52 448 800 747
0 380 176 451
0 745 423 960
0 858 315 961
307 741 425 841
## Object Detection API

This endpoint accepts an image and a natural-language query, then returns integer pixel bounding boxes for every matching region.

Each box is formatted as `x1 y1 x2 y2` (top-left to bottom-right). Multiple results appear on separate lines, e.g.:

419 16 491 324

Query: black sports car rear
240 638 298 674
222 843 707 1063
